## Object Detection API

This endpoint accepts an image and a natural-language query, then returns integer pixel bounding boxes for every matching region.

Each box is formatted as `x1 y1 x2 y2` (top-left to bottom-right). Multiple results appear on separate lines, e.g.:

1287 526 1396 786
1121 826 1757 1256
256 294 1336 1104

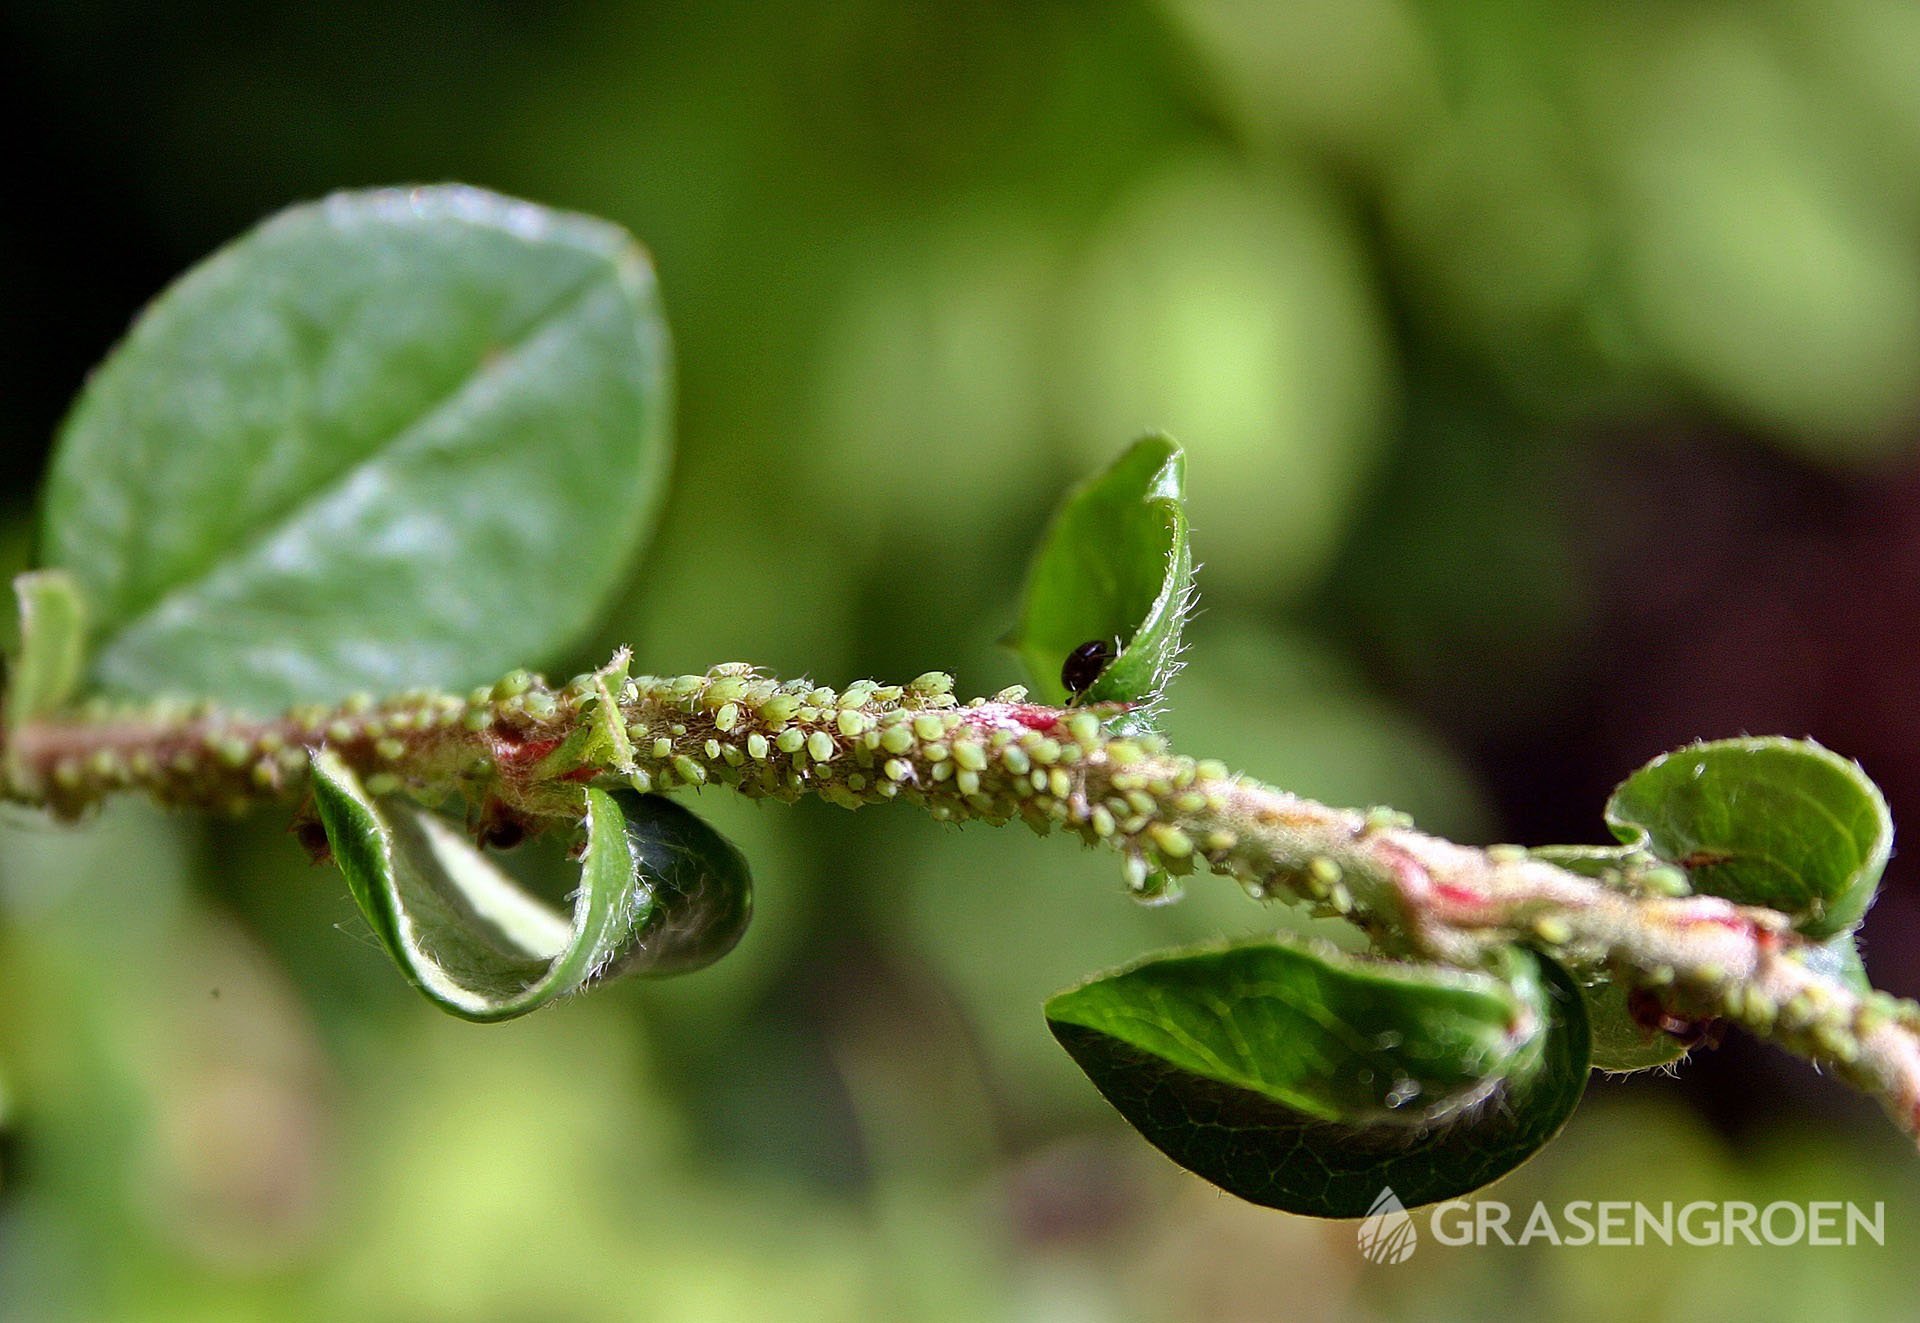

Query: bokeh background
5 1 1920 1318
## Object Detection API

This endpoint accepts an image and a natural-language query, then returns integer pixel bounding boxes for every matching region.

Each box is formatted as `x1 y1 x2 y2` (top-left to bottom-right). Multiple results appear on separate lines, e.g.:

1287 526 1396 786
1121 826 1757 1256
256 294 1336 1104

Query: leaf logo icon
1357 1187 1417 1265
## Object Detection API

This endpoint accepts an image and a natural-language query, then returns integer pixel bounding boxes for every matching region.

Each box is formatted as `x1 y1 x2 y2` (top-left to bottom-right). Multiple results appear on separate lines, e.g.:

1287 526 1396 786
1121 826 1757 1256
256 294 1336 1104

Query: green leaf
594 797 756 982
1605 738 1892 937
5 571 87 727
40 185 673 712
1046 940 1589 1216
1007 435 1192 711
309 753 749 1021
1578 975 1694 1073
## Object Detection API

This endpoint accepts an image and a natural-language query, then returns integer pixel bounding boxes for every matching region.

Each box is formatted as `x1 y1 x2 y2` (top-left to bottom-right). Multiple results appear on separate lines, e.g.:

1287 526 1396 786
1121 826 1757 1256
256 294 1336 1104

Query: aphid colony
25 654 1422 933
596 663 1248 884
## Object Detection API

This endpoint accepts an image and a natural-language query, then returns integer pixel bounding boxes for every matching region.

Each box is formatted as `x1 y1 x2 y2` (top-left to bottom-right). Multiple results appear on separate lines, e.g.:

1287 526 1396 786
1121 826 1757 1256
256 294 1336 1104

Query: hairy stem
6 655 1919 1140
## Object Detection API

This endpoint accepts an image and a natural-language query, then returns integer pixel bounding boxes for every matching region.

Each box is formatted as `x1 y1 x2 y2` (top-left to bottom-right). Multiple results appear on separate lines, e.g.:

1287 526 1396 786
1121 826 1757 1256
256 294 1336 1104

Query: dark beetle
1061 637 1118 698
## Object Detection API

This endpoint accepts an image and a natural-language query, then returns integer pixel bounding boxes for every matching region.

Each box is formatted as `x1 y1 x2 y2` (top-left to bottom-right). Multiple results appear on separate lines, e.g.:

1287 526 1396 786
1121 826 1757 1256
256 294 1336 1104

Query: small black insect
1061 637 1118 699
293 817 333 866
480 818 527 852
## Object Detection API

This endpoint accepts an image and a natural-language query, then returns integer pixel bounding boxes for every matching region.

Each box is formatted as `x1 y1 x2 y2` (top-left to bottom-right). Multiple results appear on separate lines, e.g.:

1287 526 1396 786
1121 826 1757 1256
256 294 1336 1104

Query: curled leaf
5 568 88 721
5 571 87 726
3 572 89 796
1046 939 1590 1216
598 789 753 980
309 752 749 1021
1007 435 1192 714
1605 737 1892 937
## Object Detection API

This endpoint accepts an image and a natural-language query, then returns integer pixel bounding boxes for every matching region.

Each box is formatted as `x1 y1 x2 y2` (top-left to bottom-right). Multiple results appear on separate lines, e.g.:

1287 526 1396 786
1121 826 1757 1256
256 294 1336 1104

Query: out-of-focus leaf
1006 435 1191 710
1046 940 1590 1216
40 185 673 711
309 754 749 1021
1161 0 1432 167
1603 10 1920 459
5 570 86 728
1060 158 1387 596
1605 738 1892 937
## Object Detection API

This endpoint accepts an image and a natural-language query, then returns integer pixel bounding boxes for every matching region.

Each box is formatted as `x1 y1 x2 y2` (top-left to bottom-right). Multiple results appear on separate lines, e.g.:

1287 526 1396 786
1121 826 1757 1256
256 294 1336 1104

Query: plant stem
6 655 1920 1141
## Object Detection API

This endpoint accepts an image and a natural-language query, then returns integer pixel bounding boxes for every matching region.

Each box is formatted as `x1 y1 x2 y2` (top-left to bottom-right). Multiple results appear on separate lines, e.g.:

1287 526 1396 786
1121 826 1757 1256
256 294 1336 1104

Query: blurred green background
5 1 1920 1318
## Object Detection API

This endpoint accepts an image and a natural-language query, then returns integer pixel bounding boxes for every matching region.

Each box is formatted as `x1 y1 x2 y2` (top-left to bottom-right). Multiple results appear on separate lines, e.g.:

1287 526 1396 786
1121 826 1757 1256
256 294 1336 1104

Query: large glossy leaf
40 185 672 711
1046 940 1590 1216
1007 435 1192 709
309 753 749 1021
1605 738 1892 937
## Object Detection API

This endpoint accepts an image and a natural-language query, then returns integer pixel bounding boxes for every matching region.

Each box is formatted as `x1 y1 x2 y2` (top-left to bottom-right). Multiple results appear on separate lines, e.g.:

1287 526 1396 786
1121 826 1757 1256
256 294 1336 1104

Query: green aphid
704 677 750 706
758 694 801 724
909 671 955 697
